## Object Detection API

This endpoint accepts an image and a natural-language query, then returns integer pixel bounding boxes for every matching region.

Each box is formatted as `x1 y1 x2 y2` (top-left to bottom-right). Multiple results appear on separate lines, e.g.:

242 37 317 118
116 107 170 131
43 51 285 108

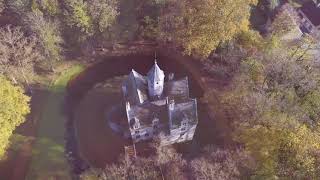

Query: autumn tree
24 11 63 62
63 0 93 36
32 0 60 16
0 25 44 83
190 147 253 179
0 75 30 159
222 35 320 178
0 0 4 13
87 0 119 33
271 4 299 36
158 0 258 58
80 145 187 180
6 0 31 15
80 158 161 180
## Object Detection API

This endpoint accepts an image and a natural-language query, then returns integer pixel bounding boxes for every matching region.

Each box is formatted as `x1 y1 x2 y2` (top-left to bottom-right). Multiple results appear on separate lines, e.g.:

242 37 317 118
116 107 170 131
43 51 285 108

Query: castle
121 60 198 146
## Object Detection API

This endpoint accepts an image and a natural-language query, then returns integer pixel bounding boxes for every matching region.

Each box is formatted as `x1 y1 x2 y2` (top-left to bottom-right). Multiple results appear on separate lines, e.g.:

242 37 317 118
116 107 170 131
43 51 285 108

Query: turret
147 60 165 98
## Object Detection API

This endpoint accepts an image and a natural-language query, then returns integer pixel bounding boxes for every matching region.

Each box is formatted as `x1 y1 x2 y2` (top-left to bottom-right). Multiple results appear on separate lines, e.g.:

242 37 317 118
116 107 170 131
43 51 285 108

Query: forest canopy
0 75 30 159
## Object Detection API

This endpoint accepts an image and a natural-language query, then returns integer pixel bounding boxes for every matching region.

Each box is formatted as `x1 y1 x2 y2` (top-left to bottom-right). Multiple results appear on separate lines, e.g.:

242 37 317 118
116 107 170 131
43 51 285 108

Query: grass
26 65 84 180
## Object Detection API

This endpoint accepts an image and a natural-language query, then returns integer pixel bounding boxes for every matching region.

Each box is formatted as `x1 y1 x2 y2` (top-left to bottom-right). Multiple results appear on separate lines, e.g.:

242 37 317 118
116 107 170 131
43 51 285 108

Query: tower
147 60 165 98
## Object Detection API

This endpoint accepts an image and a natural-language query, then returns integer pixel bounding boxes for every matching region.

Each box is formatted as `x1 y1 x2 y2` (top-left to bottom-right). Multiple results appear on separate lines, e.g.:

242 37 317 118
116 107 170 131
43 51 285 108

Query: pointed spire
148 60 164 82
147 57 165 97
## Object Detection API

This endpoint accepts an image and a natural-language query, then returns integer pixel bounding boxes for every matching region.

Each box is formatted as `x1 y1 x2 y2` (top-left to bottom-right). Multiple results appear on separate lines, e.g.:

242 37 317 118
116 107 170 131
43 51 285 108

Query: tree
80 158 161 180
269 0 280 11
236 124 320 179
190 147 252 180
0 25 44 84
0 75 30 159
159 0 258 58
271 4 299 36
154 145 187 179
32 0 60 16
222 36 320 178
87 0 119 33
0 0 4 13
6 0 31 15
24 11 63 62
63 0 93 35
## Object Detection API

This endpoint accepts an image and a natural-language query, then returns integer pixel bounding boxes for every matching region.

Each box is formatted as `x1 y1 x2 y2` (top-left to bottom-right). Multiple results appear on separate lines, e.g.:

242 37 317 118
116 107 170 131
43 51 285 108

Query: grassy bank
26 65 84 180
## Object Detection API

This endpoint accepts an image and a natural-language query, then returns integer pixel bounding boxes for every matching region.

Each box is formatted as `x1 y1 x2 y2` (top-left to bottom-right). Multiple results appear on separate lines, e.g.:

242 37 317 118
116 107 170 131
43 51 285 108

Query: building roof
128 102 168 128
147 61 165 82
123 70 148 104
123 62 198 133
300 1 320 26
165 77 189 100
169 99 198 129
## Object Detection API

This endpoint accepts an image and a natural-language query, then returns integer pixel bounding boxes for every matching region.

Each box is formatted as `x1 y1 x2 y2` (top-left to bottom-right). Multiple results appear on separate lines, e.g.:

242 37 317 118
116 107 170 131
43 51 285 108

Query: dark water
67 53 204 106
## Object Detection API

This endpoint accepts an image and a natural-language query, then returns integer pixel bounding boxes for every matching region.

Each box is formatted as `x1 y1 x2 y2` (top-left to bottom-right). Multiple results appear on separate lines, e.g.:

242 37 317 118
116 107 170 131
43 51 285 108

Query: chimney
169 99 175 111
168 73 174 81
126 101 131 111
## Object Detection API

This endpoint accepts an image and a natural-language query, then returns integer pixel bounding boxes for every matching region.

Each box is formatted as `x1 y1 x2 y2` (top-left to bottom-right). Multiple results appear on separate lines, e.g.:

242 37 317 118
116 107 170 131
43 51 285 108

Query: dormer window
133 118 140 129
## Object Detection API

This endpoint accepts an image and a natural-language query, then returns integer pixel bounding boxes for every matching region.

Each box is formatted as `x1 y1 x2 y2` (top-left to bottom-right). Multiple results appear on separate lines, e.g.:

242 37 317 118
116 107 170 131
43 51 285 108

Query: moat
66 53 223 169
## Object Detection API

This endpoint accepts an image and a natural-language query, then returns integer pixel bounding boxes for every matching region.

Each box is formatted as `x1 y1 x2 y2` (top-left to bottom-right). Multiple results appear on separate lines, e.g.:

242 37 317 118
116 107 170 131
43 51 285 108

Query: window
135 130 140 134
145 133 149 137
181 128 186 131
136 135 141 139
153 125 158 129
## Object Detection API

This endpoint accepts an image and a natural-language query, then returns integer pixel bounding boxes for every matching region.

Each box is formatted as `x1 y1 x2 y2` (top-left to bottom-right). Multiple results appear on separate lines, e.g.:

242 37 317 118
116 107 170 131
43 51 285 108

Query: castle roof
122 62 197 132
147 61 165 82
169 99 198 129
164 77 189 100
127 102 168 128
123 69 148 104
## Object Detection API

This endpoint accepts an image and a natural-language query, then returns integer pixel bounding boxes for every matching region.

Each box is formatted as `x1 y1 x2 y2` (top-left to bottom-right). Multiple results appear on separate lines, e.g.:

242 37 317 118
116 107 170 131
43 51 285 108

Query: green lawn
26 65 84 180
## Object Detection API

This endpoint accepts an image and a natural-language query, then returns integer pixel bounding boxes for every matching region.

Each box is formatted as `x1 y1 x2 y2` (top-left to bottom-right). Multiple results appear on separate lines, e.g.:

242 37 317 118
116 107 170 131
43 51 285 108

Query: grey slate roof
122 62 197 134
169 99 198 129
123 70 148 104
165 77 189 100
147 61 165 82
127 102 168 128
